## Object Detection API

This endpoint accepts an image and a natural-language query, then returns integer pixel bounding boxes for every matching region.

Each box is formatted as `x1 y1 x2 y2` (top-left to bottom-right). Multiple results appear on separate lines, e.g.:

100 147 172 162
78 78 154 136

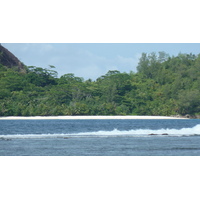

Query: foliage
1 53 200 116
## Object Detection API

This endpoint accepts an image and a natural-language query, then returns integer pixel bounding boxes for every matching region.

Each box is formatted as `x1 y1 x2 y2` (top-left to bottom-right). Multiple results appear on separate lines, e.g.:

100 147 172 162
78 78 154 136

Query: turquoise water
0 119 200 156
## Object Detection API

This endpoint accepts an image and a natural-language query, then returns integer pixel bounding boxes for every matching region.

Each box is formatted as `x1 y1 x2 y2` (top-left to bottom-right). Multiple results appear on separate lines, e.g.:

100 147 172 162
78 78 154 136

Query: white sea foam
76 124 200 137
1 124 200 139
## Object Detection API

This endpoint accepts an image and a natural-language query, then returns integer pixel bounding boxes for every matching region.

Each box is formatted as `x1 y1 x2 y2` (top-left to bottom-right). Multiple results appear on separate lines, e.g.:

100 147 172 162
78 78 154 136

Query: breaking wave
1 124 200 139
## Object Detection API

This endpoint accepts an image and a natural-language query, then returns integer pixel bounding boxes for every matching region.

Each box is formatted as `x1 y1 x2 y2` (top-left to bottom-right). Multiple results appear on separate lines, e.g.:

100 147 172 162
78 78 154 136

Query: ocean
0 119 200 156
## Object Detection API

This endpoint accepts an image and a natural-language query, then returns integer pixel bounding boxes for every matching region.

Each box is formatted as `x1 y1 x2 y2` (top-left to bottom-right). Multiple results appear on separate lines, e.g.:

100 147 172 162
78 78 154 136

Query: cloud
61 51 140 80
50 49 110 80
112 54 140 72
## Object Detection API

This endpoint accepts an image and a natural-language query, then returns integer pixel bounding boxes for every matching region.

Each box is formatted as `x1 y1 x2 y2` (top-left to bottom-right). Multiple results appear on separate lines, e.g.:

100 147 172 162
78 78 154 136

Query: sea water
0 119 200 156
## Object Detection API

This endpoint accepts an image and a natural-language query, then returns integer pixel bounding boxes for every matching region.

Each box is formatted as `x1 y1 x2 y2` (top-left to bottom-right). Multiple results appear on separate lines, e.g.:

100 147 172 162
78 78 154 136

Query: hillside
0 44 26 73
0 47 200 118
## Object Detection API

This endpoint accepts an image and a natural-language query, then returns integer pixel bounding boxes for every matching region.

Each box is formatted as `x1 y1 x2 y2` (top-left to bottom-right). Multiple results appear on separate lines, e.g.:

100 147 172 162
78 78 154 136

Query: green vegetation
1 52 200 117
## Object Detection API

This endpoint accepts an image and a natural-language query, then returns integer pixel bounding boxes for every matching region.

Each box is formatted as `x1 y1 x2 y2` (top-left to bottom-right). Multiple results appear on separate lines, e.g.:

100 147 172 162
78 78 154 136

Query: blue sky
2 43 200 80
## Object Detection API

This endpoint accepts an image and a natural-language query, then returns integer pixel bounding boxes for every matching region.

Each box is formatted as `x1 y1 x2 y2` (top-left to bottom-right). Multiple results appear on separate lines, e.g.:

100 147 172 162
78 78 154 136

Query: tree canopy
0 52 200 117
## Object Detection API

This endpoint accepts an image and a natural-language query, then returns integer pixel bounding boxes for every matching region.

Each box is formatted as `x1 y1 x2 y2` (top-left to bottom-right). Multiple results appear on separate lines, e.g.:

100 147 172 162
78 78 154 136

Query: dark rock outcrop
0 137 12 141
148 133 158 135
148 133 169 136
0 44 26 73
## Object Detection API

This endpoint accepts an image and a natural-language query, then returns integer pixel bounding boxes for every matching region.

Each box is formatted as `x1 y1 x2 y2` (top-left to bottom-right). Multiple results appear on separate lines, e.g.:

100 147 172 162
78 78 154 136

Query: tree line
0 52 200 117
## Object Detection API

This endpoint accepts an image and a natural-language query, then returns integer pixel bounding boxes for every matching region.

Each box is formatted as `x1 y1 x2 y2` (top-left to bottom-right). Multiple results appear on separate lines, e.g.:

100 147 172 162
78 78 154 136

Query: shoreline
0 115 187 120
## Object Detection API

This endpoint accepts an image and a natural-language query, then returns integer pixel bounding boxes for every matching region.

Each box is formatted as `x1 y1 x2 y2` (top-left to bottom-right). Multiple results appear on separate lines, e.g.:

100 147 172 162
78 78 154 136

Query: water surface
0 119 200 156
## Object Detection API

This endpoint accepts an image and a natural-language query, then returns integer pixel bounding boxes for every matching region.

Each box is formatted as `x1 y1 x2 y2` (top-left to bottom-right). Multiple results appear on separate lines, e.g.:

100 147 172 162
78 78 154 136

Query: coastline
0 115 187 120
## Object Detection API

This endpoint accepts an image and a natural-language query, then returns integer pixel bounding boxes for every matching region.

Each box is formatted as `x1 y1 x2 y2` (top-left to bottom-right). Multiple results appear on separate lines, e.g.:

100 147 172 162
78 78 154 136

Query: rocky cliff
0 44 26 73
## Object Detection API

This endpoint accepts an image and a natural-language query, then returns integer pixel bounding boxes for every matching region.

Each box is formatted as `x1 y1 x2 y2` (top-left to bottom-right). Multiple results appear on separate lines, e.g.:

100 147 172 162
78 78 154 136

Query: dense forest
0 47 200 117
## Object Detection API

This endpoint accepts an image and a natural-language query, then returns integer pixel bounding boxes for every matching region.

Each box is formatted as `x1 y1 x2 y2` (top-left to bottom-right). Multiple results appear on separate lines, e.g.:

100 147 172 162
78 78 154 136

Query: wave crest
1 124 200 139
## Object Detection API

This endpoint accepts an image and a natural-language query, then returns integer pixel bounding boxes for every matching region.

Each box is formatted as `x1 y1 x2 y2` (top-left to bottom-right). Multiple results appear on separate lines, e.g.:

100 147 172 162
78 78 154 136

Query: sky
2 43 200 81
